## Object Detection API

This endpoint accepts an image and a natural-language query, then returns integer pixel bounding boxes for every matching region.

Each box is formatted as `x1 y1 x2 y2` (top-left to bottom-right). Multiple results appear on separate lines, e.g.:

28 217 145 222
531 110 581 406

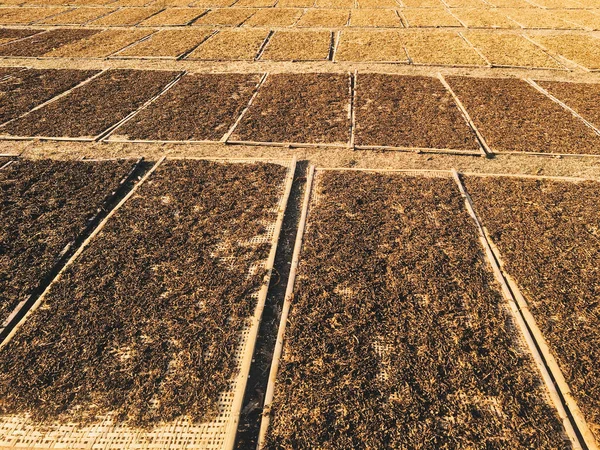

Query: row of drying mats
0 155 599 449
0 26 598 71
2 67 600 156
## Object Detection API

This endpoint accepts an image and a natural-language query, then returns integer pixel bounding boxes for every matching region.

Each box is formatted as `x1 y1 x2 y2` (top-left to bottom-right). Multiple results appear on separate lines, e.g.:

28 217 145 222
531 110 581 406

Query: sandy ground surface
4 139 600 179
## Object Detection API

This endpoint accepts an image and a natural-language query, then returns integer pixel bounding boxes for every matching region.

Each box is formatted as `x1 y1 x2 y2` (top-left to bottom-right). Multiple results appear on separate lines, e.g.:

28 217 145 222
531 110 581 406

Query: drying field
0 158 292 448
1 0 600 447
262 170 571 448
464 176 600 443
0 159 136 333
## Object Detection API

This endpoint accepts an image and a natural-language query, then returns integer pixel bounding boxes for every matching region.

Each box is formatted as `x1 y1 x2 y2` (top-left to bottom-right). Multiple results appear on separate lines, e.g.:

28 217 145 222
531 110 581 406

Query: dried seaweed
0 7 68 24
503 8 573 29
38 7 117 25
0 68 98 124
0 28 40 45
531 34 600 70
44 29 152 58
90 7 163 25
349 9 401 27
403 8 462 27
464 32 562 68
193 8 254 26
116 29 212 57
552 10 600 30
401 30 485 66
446 76 600 155
243 8 302 26
0 160 287 427
296 9 349 27
236 0 276 6
138 7 207 25
335 30 406 62
315 0 353 7
0 28 99 57
355 73 479 149
357 0 399 8
260 31 332 60
187 29 268 60
113 73 261 141
0 159 135 324
464 176 600 442
266 171 570 449
451 8 519 28
276 0 314 6
231 73 350 144
2 69 179 138
537 80 600 129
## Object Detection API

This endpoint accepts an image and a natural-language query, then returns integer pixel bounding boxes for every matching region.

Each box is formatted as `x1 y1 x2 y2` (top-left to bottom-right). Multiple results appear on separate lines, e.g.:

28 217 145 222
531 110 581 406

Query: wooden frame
257 164 314 449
